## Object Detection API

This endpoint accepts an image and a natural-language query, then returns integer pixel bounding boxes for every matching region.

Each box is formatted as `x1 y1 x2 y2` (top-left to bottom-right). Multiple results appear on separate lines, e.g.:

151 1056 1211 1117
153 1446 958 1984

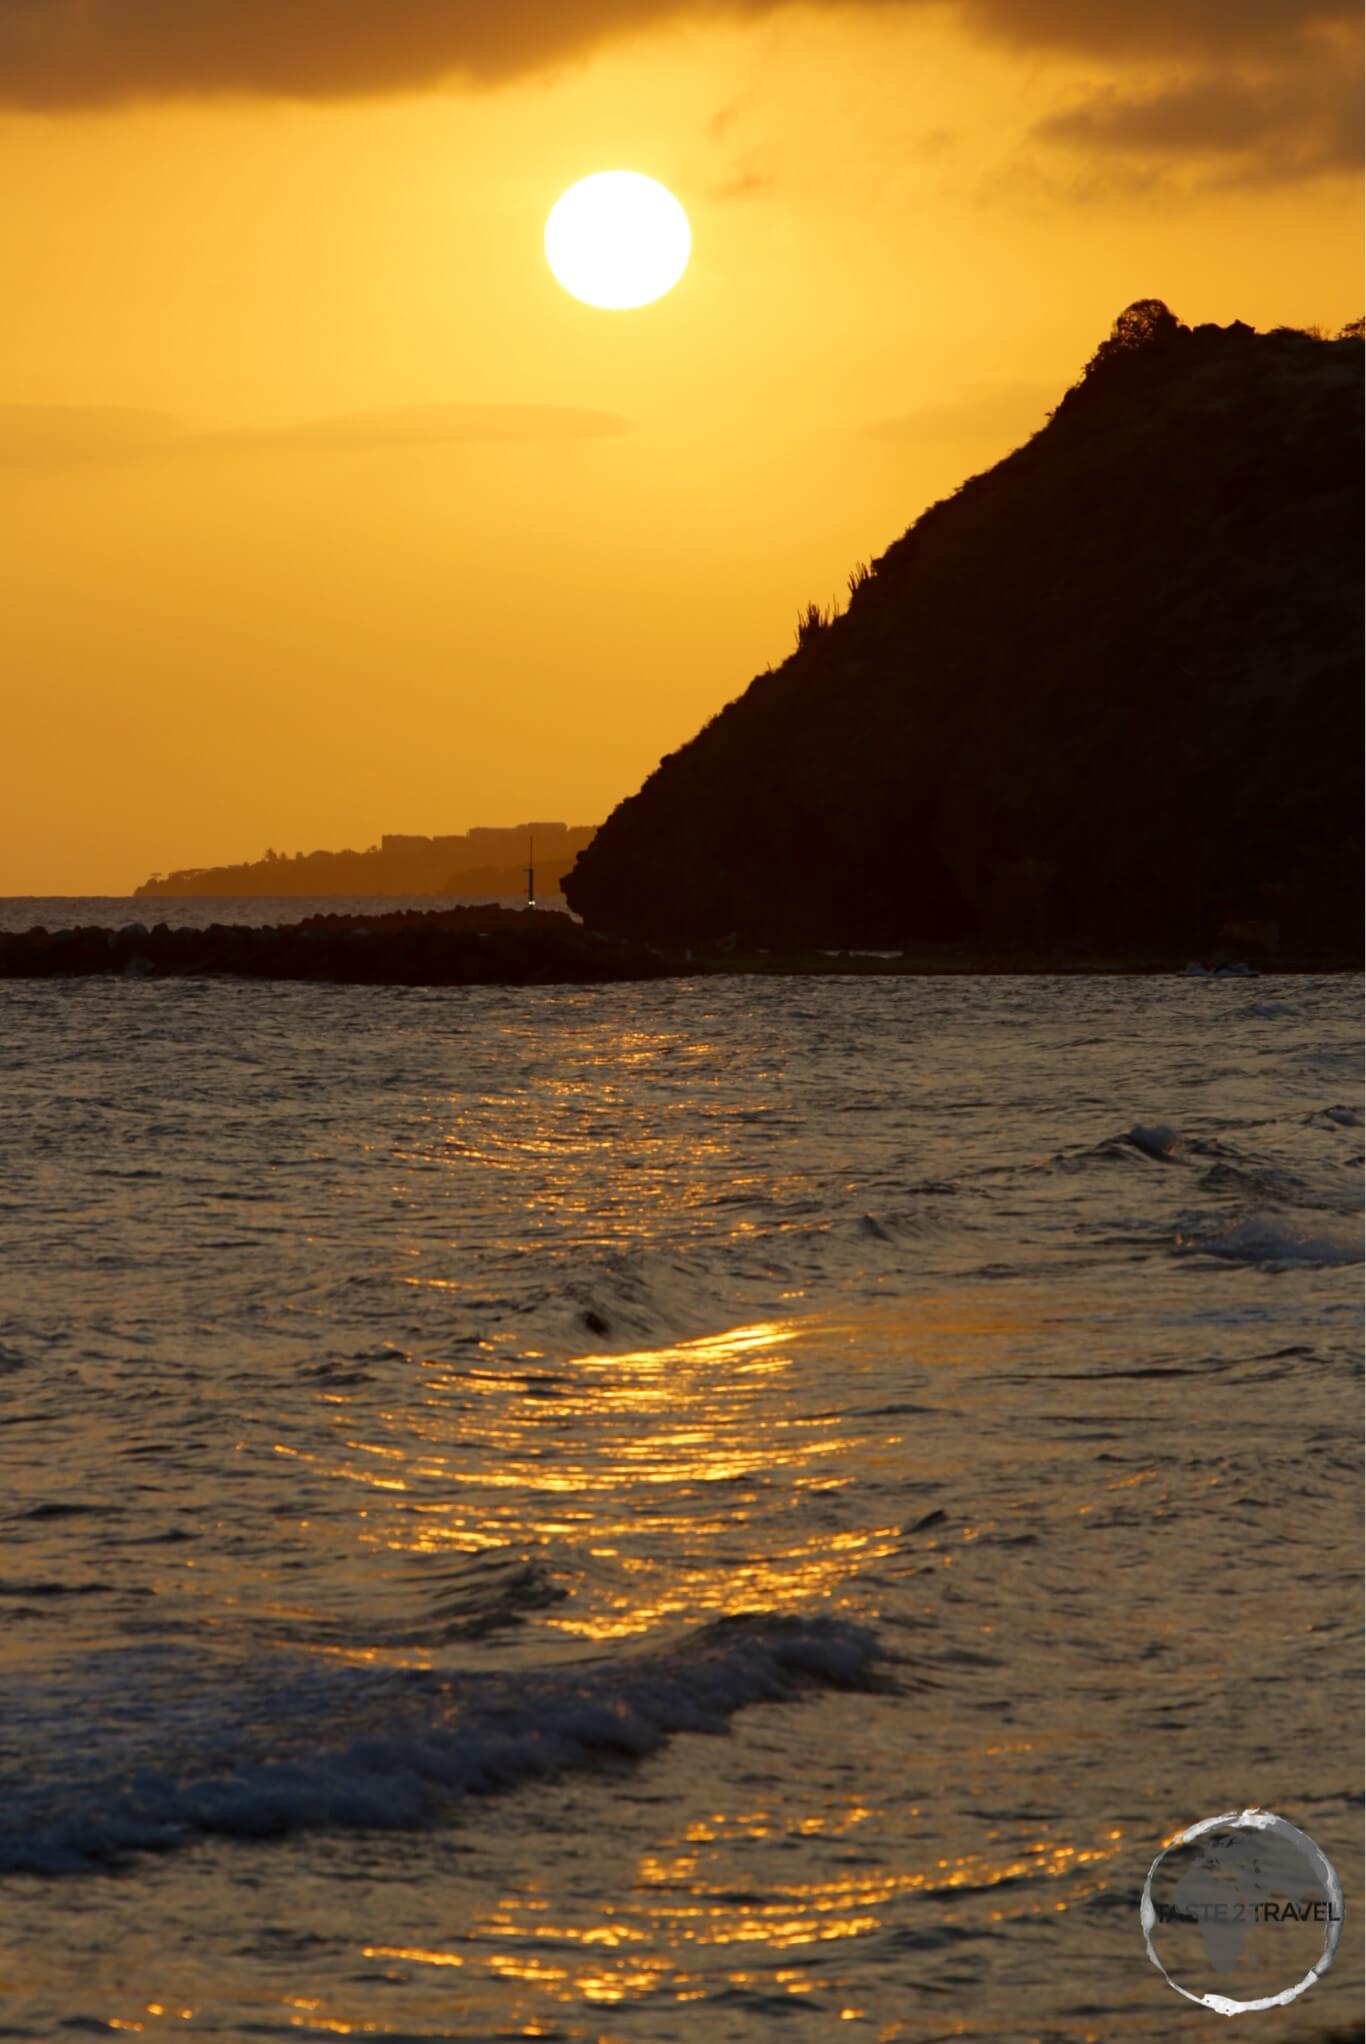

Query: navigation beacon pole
527 833 535 911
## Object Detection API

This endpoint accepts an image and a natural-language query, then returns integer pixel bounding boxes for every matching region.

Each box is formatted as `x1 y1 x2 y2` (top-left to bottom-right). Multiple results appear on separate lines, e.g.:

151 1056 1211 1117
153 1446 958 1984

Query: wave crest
0 1613 879 1875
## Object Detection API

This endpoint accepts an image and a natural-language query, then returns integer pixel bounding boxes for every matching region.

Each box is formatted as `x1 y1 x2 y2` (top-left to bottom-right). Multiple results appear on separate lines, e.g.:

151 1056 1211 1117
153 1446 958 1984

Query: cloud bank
0 2 1356 185
194 404 634 451
867 380 1054 443
0 402 633 467
0 0 1355 107
0 404 178 463
1038 53 1362 181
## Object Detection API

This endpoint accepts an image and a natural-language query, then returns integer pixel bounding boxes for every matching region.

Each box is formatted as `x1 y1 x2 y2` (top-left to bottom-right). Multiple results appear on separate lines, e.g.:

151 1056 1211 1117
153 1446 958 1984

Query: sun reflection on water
258 1315 920 1653
319 1812 1129 2027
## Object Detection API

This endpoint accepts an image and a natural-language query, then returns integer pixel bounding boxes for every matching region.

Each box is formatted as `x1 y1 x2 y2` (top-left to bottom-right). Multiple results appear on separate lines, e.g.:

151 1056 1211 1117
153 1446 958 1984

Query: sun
545 171 691 311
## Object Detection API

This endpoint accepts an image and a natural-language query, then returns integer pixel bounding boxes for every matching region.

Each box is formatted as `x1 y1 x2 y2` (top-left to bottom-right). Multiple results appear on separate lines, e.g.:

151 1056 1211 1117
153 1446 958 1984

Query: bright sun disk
545 171 691 311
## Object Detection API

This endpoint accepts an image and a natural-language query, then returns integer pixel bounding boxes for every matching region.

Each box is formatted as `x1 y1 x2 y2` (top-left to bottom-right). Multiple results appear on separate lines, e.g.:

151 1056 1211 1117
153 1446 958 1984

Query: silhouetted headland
564 304 1364 965
134 823 596 899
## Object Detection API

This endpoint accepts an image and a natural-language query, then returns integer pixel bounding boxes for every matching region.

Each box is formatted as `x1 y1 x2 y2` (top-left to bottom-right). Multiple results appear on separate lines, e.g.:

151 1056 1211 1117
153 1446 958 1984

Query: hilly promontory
564 305 1363 961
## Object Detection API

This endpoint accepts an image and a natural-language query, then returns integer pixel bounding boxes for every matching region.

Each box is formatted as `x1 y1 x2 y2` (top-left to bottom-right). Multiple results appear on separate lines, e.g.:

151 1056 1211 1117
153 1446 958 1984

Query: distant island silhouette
564 303 1364 964
135 822 596 900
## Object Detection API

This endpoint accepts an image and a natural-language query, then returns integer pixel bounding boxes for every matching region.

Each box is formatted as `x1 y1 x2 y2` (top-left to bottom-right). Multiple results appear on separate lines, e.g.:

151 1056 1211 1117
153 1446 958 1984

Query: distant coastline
133 822 596 900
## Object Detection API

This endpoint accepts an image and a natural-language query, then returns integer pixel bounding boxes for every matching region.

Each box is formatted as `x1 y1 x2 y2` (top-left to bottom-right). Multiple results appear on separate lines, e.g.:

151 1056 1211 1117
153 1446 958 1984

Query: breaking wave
0 1614 880 1876
1174 1212 1363 1267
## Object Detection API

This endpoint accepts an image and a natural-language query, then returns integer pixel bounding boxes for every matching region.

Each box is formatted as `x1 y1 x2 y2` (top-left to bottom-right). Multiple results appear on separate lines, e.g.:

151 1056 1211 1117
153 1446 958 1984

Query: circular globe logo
1141 1808 1343 2015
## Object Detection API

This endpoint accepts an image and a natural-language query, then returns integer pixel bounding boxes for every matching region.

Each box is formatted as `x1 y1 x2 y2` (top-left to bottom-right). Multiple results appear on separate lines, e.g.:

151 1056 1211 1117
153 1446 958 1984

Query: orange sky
1 0 1359 892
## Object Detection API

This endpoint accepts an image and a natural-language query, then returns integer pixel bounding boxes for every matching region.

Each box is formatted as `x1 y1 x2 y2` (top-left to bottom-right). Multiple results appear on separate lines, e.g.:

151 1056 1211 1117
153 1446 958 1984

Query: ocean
0 928 1361 2041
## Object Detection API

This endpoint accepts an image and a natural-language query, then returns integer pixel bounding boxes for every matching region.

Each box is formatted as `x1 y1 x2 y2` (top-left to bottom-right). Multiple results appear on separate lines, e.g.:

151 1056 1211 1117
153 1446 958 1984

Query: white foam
0 1614 879 1875
1175 1213 1363 1267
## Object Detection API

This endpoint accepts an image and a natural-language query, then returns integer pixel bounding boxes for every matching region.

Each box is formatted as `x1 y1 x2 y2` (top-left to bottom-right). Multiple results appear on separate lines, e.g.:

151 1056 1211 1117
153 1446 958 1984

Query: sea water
0 968 1360 2041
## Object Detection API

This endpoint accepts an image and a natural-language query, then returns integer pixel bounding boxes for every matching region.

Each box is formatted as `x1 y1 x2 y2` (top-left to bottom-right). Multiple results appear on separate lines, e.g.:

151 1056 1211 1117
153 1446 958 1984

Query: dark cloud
0 401 632 467
0 0 1356 109
1038 64 1363 180
0 0 699 107
959 0 1356 59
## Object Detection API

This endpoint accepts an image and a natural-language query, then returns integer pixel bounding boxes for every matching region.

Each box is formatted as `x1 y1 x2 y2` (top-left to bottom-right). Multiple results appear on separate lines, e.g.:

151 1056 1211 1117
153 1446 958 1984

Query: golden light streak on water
431 1818 1130 2022
249 1315 927 1647
361 1946 465 1968
2 977 1359 2044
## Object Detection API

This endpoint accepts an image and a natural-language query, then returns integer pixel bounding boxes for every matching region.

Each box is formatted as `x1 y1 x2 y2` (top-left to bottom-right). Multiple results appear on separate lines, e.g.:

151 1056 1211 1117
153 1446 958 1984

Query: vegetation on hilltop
564 305 1363 960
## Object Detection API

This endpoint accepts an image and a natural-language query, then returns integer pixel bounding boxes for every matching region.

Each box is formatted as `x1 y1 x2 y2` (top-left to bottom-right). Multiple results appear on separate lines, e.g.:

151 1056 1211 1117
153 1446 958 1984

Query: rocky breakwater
0 906 671 987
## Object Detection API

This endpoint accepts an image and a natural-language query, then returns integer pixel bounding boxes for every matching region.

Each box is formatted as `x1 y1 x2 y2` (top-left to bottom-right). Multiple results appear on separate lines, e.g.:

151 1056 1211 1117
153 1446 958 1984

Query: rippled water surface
1 973 1361 2042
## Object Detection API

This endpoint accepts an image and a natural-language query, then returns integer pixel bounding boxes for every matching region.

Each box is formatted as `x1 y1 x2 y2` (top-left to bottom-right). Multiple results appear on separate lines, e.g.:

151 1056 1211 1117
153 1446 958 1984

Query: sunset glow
0 6 1357 891
1 10 1359 2041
